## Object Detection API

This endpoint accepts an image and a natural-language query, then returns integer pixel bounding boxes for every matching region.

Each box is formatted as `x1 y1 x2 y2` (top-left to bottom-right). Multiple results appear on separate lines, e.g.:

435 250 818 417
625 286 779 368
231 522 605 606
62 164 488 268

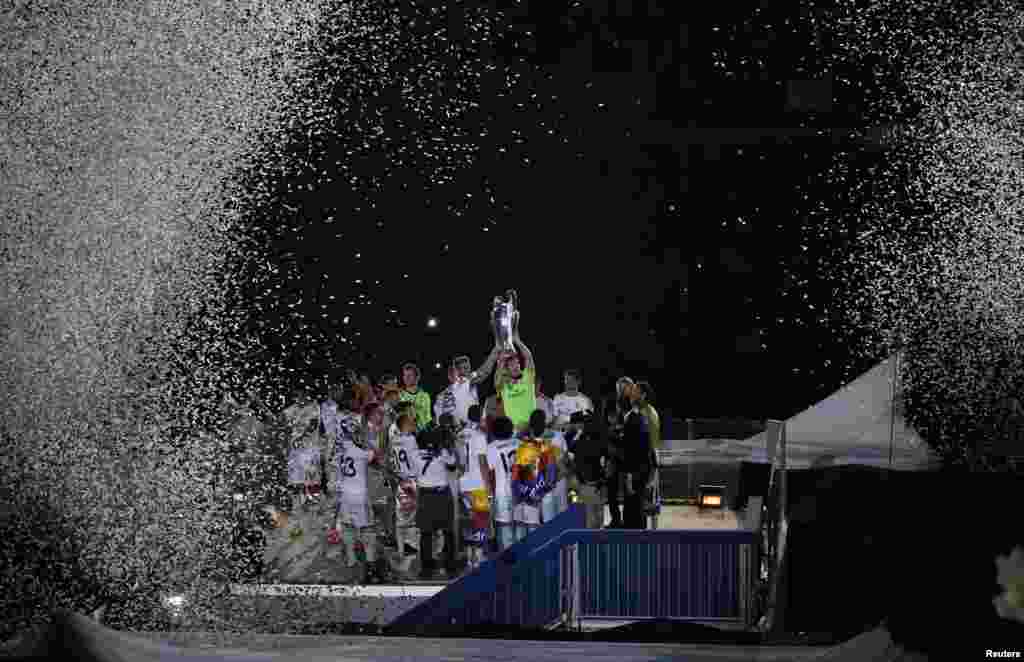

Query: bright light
162 594 187 617
698 484 726 509
426 317 438 328
434 362 442 370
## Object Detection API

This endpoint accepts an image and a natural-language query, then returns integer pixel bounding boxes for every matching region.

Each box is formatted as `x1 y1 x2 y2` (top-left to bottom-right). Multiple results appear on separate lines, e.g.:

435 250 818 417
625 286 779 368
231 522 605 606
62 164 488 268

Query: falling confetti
7 0 1018 640
0 0 564 638
0 0 350 638
777 0 1024 468
224 0 550 393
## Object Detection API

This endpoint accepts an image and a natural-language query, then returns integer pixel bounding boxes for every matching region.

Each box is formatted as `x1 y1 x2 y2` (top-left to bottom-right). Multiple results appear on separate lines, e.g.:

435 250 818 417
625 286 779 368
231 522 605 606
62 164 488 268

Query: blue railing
389 505 585 630
548 529 758 629
391 507 758 631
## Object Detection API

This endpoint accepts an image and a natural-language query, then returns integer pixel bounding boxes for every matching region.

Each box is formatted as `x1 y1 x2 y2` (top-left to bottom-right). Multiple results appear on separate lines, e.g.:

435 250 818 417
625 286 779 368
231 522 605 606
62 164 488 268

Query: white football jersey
389 432 419 480
457 425 488 483
433 378 479 426
486 437 520 499
335 440 375 498
415 445 455 489
434 384 457 421
451 379 479 426
335 411 362 446
553 392 593 426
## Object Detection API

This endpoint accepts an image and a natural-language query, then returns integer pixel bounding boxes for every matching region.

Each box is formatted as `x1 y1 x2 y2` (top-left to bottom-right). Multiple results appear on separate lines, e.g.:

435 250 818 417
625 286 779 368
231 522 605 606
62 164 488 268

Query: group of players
279 333 657 584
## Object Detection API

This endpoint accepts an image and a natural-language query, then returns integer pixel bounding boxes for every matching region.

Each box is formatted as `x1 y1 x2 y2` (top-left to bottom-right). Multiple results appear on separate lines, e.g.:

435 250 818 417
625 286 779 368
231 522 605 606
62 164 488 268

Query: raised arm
470 343 501 386
494 355 510 391
513 336 535 373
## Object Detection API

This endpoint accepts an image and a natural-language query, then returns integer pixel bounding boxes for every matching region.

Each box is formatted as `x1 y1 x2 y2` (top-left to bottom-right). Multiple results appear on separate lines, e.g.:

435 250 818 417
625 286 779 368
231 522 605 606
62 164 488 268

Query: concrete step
215 583 447 627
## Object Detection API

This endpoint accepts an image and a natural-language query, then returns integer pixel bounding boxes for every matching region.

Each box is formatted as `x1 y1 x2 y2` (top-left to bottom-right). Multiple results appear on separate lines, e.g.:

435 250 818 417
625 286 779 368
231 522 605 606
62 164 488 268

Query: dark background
233 0 915 427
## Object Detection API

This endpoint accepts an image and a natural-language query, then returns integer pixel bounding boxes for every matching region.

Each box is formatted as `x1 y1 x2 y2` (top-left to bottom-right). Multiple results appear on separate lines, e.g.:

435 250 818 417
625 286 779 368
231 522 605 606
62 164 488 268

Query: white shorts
492 494 515 525
514 501 541 526
288 447 321 484
337 495 374 529
395 479 418 528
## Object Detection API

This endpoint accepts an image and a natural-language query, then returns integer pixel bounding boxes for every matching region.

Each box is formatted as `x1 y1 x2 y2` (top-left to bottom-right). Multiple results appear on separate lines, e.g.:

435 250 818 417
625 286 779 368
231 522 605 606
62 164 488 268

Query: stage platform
229 501 748 632
224 582 446 627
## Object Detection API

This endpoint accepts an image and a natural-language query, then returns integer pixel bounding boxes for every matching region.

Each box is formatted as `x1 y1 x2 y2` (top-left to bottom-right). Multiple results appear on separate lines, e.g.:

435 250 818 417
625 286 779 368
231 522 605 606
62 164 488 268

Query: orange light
698 484 726 509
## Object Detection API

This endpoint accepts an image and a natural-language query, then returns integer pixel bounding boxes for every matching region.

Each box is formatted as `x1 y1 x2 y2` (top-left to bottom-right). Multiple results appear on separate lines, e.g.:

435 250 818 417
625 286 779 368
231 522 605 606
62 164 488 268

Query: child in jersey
530 409 570 524
324 391 360 500
484 416 520 552
335 401 384 585
511 411 547 543
414 421 458 579
388 414 420 579
458 404 490 568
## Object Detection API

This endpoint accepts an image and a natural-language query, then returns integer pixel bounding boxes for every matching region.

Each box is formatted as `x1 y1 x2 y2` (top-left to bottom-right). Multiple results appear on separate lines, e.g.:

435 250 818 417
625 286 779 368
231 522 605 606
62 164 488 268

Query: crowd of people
249 331 662 584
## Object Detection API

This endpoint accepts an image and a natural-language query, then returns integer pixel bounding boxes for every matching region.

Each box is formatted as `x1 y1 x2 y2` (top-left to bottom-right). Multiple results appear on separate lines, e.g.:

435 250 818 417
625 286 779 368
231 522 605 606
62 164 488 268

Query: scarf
511 437 559 504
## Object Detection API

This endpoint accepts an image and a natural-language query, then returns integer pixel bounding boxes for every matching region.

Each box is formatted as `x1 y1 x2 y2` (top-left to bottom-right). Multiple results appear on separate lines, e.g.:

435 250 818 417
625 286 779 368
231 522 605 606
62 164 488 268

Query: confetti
219 0 573 392
0 0 561 637
0 0 381 637
774 0 1024 468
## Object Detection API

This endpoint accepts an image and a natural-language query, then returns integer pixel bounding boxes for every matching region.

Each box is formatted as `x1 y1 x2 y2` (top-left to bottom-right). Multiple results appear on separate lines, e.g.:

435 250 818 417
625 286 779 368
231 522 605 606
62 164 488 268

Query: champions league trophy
491 289 519 353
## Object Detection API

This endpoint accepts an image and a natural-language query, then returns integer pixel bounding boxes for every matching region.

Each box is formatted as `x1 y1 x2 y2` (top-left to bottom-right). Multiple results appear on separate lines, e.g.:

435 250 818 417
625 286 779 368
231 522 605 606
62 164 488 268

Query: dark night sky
235 1 910 428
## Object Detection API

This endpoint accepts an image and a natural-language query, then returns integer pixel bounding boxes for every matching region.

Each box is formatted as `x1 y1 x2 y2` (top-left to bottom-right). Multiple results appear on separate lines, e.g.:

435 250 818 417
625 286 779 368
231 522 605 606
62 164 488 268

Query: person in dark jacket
619 383 653 530
604 382 632 528
564 409 606 528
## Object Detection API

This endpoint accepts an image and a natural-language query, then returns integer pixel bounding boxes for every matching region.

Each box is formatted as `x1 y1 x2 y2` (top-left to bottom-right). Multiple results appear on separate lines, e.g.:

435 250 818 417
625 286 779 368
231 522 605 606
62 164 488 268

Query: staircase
390 506 759 632
390 506 585 630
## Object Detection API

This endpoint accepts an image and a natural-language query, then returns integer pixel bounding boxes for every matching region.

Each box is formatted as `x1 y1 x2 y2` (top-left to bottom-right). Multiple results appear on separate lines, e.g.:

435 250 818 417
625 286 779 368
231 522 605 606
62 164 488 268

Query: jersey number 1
499 449 516 474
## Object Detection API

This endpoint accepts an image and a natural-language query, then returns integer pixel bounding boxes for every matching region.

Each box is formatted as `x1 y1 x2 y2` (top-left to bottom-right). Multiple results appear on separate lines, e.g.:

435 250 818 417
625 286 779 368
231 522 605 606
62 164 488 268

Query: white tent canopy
732 354 939 470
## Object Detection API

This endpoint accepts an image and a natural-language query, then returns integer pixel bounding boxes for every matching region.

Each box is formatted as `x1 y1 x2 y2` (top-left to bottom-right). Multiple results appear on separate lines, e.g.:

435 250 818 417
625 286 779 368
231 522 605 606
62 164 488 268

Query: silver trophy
491 289 518 353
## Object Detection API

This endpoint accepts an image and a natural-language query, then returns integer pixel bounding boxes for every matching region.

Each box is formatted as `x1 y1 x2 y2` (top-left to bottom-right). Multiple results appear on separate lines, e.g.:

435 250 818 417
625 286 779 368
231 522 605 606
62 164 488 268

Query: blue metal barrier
389 505 585 630
537 530 758 629
391 509 757 631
